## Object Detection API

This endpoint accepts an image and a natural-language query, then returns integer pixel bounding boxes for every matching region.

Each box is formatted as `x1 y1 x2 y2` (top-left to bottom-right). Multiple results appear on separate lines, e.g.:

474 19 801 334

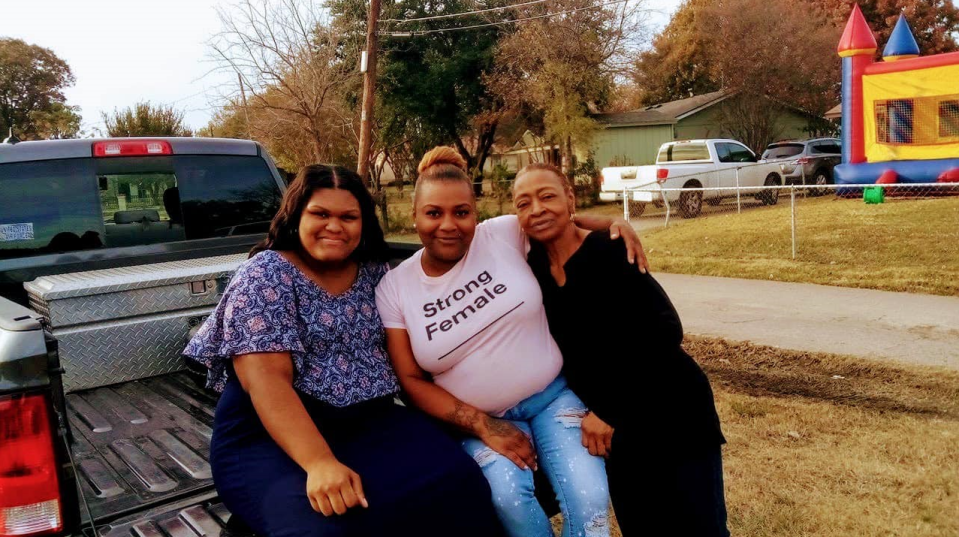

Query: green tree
0 38 81 140
102 101 193 137
360 0 509 193
30 102 82 139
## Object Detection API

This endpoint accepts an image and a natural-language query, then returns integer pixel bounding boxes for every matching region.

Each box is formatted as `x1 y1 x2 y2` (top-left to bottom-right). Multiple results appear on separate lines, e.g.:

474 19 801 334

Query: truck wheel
628 200 647 217
679 190 703 218
760 174 781 205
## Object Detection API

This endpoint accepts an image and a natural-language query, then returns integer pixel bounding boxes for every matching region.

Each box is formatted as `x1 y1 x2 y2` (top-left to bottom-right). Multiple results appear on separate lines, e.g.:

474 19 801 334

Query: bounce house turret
834 5 959 186
883 15 920 61
837 4 877 165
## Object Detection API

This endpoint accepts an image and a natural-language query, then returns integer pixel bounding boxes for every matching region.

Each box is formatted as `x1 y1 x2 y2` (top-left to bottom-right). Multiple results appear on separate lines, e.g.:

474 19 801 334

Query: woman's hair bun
418 146 468 174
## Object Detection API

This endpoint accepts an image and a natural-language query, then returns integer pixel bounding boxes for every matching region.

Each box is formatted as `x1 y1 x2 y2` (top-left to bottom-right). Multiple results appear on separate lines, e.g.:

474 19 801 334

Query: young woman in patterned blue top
184 165 503 537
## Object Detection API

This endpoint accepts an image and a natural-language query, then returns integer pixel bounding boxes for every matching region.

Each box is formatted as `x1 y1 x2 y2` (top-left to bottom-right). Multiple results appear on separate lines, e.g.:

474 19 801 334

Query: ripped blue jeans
462 375 610 537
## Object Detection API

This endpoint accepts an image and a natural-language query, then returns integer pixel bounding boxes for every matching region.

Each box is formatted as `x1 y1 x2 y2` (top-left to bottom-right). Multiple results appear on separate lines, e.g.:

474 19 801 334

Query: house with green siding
487 91 820 173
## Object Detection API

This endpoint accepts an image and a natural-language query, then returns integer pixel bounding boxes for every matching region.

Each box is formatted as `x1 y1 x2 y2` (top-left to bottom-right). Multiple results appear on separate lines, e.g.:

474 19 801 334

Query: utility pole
356 0 381 186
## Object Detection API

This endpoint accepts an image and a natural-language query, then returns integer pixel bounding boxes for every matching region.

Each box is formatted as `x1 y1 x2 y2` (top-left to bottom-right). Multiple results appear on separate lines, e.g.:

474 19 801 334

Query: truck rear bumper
600 190 663 203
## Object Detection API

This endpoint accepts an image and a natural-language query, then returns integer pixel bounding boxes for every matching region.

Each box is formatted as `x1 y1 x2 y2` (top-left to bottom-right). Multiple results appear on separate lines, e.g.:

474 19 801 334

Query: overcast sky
2 0 681 135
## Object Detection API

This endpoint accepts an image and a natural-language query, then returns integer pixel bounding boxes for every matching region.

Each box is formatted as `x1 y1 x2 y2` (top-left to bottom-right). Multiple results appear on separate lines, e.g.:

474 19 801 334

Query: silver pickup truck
599 139 785 218
0 137 293 536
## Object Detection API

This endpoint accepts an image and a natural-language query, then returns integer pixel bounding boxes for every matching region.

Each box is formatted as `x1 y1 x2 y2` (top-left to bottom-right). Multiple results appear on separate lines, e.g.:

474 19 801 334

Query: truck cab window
0 159 104 260
97 172 186 247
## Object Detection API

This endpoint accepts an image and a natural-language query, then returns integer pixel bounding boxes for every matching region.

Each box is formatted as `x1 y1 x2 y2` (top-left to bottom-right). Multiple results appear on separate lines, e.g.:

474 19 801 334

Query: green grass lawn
634 196 959 296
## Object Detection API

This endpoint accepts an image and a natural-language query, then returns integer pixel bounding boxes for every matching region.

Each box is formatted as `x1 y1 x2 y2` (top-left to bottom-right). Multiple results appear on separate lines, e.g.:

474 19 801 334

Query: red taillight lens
656 168 669 182
796 157 810 165
92 140 172 157
0 394 62 536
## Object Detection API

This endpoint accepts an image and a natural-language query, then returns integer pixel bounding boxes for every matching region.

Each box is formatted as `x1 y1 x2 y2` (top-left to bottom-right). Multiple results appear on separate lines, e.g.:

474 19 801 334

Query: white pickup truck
599 139 785 218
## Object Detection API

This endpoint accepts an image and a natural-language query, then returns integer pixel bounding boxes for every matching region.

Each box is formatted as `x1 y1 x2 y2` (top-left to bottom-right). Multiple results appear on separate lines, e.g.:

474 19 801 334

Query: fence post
623 187 629 221
735 167 742 214
790 186 797 260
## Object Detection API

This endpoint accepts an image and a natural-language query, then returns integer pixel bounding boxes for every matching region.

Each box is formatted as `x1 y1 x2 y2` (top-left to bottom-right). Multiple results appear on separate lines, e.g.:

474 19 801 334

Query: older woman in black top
512 163 729 536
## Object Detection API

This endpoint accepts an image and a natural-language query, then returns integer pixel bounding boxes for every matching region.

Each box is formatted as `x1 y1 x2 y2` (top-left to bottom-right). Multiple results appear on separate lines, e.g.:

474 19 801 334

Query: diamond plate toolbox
24 254 247 392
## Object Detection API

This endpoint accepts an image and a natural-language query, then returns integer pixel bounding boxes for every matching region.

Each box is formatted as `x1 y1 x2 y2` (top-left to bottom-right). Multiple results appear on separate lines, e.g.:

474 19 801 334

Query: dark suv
1 137 286 305
761 138 841 193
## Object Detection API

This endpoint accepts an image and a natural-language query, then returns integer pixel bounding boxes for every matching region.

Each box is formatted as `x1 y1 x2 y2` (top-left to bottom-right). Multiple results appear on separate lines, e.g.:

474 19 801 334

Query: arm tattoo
447 400 482 434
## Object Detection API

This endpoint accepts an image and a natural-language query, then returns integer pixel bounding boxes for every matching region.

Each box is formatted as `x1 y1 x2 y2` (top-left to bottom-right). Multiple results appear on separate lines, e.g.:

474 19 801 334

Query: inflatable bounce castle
834 5 959 185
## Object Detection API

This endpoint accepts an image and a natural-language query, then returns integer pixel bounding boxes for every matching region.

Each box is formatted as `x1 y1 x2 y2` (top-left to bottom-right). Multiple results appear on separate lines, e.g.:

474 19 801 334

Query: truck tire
628 200 647 217
759 174 781 205
679 184 703 218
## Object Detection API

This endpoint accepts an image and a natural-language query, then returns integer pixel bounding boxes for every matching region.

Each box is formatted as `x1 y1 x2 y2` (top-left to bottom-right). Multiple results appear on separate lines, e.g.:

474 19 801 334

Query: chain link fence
619 175 959 260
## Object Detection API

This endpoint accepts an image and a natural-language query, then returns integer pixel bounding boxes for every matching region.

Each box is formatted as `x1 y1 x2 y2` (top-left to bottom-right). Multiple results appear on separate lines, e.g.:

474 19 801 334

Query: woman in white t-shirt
375 147 646 537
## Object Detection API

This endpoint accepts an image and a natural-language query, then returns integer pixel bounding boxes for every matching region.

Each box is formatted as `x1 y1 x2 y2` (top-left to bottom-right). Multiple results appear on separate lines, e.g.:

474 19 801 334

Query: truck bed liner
66 372 219 526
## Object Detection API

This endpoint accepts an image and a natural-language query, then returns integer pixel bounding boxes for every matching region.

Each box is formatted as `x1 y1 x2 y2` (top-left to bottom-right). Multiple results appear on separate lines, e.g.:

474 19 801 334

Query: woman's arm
573 214 649 273
384 328 538 471
234 353 368 516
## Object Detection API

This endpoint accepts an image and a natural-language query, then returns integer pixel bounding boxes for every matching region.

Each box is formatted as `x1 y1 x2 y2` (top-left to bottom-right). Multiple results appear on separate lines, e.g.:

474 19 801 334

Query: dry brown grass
692 337 959 536
550 337 959 536
635 196 959 297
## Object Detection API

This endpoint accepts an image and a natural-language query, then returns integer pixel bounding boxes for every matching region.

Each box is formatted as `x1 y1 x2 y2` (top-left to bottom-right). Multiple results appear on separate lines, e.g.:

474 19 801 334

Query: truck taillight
92 140 172 157
656 168 669 182
795 157 810 165
0 394 62 536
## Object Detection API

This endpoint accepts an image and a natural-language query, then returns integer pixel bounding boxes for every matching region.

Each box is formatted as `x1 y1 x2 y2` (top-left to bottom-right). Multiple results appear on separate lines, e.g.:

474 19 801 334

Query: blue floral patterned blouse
183 250 400 407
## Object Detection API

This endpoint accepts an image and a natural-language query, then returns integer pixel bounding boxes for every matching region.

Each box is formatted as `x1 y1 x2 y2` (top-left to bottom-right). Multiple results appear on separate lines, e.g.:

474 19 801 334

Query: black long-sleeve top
527 231 725 453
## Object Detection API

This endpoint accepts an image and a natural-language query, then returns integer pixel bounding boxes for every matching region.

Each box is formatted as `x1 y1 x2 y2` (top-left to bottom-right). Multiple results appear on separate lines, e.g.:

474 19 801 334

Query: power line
379 0 628 36
380 0 553 24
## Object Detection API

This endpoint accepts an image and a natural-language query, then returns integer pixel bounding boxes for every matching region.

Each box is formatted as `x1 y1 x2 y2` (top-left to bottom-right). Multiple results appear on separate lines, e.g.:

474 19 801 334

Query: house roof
594 90 730 128
825 104 842 120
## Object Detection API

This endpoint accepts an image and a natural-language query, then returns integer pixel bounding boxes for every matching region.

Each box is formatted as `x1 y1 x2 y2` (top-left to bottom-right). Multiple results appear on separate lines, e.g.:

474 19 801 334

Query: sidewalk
655 273 959 370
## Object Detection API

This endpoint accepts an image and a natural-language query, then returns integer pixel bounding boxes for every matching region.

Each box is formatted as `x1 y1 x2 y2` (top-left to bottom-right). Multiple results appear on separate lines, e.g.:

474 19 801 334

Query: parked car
761 138 842 194
600 139 785 218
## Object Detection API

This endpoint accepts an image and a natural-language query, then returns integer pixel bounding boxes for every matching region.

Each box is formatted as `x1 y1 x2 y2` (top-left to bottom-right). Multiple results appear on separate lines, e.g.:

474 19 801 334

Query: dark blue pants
607 430 729 536
211 379 504 537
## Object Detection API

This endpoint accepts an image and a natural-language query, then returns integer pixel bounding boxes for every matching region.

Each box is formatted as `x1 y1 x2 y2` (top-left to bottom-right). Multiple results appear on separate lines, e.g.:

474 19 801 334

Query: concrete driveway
655 273 959 370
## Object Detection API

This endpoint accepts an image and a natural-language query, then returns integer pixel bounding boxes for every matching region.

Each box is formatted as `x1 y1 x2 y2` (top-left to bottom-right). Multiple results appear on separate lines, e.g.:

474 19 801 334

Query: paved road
655 273 959 370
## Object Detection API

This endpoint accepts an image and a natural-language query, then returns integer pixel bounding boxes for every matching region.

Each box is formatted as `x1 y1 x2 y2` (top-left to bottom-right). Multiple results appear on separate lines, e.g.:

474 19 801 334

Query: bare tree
209 0 359 166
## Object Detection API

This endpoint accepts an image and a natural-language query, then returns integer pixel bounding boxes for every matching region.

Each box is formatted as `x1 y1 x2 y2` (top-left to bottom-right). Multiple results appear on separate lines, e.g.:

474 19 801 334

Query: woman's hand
480 417 538 471
609 218 649 273
305 456 369 516
581 412 615 458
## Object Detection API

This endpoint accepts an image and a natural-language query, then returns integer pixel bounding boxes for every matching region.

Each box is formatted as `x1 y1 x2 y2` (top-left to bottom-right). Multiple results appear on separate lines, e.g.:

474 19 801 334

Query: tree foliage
488 0 643 173
630 0 841 150
208 0 360 170
0 38 81 140
371 0 508 189
102 101 192 137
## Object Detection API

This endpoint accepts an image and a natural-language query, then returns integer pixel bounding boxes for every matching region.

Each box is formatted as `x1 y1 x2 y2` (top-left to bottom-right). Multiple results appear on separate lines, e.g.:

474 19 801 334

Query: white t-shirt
375 215 563 416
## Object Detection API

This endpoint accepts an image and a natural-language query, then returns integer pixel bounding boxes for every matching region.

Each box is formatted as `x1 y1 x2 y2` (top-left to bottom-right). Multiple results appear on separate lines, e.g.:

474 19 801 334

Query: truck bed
65 371 238 535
